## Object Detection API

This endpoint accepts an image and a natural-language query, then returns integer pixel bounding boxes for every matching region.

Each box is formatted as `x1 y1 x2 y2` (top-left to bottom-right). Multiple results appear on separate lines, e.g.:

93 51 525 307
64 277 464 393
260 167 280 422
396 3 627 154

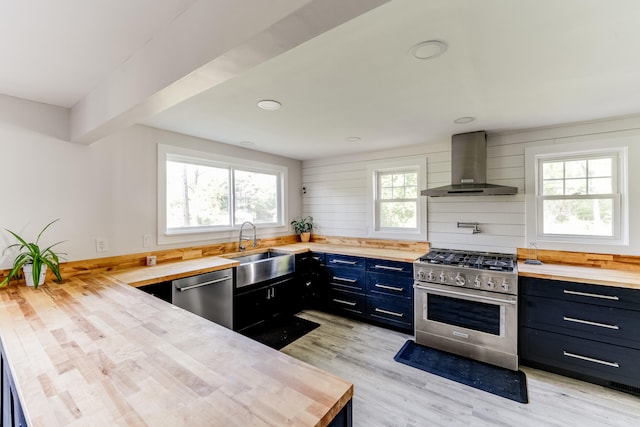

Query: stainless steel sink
229 250 295 288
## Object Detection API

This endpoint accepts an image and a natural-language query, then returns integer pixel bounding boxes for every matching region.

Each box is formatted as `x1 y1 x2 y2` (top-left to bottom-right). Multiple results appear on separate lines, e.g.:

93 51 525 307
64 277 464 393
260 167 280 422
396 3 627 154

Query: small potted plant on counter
290 216 313 242
1 219 65 289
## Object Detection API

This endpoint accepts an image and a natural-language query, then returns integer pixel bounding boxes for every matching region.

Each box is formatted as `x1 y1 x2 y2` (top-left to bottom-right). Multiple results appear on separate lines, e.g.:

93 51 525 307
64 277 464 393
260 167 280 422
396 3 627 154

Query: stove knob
417 270 426 280
486 278 495 289
454 273 466 286
501 279 510 292
473 276 482 288
439 272 447 283
427 271 436 281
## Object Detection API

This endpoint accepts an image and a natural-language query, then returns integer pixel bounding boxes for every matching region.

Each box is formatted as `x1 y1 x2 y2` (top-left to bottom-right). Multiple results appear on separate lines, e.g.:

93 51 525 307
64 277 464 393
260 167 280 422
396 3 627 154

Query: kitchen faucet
238 221 257 251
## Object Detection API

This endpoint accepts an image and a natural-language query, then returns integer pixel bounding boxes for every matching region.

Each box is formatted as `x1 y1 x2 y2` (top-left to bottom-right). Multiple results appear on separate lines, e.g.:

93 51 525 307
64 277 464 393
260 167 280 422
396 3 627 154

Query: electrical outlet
143 234 152 248
96 238 108 253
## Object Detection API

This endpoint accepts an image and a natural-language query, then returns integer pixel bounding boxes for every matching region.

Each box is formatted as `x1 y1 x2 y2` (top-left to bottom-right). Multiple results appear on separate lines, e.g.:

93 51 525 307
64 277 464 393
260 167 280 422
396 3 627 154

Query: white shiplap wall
302 115 640 255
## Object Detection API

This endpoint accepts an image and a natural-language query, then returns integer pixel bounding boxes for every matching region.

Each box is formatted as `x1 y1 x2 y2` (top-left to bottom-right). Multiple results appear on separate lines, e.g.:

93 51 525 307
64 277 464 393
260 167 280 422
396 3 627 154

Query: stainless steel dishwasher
172 269 233 329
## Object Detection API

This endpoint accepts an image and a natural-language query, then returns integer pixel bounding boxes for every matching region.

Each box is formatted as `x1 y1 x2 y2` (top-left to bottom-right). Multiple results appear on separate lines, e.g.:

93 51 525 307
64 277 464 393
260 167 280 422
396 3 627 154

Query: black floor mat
394 340 528 403
241 315 320 350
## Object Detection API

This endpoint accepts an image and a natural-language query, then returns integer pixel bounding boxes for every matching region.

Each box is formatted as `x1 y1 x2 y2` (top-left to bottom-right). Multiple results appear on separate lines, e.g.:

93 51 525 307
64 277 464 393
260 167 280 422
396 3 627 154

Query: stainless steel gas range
413 248 519 370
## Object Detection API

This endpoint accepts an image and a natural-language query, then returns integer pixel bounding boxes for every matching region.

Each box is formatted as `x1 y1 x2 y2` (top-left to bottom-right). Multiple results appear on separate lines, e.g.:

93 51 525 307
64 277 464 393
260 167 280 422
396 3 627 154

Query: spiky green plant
1 219 65 289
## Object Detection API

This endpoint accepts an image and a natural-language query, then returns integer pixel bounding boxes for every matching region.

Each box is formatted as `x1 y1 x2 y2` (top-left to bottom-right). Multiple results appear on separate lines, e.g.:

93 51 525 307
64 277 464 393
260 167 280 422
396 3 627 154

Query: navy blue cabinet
322 254 414 332
1 339 27 427
295 252 328 309
365 259 413 332
519 276 640 395
326 254 367 318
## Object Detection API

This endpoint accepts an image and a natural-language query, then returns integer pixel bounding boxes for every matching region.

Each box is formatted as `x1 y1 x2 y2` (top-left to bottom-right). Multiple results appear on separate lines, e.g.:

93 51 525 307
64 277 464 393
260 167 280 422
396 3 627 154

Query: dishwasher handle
176 275 231 292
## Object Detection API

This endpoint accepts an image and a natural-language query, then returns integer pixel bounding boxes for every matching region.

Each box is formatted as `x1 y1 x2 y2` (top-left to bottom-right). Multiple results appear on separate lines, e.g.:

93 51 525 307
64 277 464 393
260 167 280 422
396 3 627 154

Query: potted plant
1 219 65 289
290 216 313 242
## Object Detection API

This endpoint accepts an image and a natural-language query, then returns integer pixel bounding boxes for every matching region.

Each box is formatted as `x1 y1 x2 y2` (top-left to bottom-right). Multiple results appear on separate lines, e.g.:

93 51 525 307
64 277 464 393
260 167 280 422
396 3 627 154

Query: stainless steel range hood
422 131 518 197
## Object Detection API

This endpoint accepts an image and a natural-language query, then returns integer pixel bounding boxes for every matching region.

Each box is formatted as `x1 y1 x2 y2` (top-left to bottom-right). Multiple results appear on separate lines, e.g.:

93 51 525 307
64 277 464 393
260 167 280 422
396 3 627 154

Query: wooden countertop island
0 274 353 426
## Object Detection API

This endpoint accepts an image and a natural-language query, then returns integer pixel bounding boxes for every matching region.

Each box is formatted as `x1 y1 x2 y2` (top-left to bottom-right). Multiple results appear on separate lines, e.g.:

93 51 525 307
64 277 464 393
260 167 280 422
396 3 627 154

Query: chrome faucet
239 221 257 251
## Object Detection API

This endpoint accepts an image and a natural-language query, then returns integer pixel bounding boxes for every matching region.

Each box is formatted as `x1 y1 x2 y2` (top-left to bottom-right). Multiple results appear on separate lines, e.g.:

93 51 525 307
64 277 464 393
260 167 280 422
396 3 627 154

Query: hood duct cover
422 131 518 197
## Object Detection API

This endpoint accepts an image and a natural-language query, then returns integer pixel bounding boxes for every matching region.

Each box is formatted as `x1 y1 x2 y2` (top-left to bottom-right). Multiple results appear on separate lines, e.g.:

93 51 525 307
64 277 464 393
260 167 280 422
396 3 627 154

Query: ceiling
3 0 640 160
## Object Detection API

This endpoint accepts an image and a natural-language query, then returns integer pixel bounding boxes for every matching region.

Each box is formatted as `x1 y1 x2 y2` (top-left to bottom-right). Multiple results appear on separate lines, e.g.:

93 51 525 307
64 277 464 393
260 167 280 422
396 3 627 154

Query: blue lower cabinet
323 253 415 333
1 339 27 427
366 295 413 331
520 277 640 395
328 399 352 427
522 328 640 390
328 288 366 318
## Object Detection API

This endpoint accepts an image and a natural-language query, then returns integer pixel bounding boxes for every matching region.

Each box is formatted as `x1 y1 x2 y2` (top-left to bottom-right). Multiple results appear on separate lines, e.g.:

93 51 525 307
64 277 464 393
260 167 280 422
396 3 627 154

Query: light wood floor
281 310 640 427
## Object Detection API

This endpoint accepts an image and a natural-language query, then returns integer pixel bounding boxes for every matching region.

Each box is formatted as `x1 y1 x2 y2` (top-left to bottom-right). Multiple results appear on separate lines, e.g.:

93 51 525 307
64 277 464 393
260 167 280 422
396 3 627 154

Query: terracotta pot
300 232 311 243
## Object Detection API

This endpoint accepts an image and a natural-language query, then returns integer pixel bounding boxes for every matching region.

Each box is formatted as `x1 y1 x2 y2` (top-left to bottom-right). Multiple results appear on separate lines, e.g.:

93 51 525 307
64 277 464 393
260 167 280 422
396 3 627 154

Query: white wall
303 115 640 255
0 97 302 267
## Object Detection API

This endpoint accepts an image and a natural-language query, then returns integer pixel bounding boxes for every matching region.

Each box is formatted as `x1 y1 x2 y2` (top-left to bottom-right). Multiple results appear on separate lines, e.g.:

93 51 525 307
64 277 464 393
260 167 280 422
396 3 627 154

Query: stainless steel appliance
421 131 518 197
413 248 518 370
172 269 234 329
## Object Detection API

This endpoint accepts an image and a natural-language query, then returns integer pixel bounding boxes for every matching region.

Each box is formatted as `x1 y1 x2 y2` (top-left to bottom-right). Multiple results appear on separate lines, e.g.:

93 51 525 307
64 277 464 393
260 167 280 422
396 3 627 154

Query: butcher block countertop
111 243 423 288
260 242 423 263
110 256 239 287
518 261 640 290
0 274 353 426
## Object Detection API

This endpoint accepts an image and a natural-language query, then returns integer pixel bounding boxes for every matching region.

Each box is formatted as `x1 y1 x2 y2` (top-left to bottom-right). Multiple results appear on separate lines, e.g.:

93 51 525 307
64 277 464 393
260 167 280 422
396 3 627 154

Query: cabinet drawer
520 277 640 311
328 288 366 318
366 272 413 298
521 328 640 389
521 295 640 349
326 254 365 269
366 295 413 330
365 258 412 277
327 266 365 292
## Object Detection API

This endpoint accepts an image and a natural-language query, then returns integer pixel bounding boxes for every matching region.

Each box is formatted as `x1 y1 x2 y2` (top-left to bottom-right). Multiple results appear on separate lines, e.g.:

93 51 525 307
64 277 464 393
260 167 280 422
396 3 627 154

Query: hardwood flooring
281 310 640 427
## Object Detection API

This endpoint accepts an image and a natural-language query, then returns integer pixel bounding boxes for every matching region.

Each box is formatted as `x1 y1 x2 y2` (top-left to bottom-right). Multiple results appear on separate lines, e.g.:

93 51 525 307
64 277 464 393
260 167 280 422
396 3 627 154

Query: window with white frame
527 143 627 246
158 145 286 244
367 157 427 239
376 169 419 229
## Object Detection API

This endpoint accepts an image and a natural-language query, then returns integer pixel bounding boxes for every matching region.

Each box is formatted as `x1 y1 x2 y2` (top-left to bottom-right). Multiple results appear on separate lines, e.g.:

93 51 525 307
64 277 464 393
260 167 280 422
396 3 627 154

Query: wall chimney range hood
422 131 518 197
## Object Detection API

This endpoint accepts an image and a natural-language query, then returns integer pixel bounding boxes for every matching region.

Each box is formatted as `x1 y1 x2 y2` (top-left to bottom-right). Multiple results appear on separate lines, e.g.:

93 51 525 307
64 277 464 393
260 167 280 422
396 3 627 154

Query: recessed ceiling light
257 99 282 110
454 116 475 124
409 40 447 60
346 136 361 142
239 141 255 147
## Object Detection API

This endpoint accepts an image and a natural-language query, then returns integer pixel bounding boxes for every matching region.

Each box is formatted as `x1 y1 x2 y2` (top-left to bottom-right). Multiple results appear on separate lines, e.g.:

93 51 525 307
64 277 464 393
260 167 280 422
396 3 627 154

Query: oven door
414 281 518 370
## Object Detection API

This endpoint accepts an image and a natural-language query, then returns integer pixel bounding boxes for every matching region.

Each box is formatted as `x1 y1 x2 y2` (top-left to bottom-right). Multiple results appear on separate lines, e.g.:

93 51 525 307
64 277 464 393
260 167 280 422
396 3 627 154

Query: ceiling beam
69 0 389 144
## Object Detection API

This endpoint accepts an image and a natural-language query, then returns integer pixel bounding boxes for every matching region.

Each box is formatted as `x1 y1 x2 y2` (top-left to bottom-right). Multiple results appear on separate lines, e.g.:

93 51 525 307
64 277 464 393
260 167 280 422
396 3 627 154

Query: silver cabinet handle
563 316 619 330
333 276 357 283
375 283 404 292
333 298 356 306
331 259 357 265
176 276 231 292
563 351 620 368
374 308 404 318
414 283 517 305
373 264 405 272
563 290 619 301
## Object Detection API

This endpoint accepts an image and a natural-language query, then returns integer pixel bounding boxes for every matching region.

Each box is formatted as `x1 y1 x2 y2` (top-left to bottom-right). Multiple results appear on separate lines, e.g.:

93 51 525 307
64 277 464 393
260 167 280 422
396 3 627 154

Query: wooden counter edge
320 384 354 427
110 257 239 287
518 261 640 290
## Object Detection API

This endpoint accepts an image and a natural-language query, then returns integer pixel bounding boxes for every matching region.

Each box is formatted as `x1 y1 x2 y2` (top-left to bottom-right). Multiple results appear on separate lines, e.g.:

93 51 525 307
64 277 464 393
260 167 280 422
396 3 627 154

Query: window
525 140 628 248
158 145 286 244
538 155 617 237
367 157 427 240
377 170 418 229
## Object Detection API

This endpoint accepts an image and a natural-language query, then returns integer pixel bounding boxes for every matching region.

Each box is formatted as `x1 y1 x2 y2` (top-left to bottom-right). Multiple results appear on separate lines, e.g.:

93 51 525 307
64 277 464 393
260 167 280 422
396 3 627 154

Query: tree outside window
377 170 418 229
539 155 618 237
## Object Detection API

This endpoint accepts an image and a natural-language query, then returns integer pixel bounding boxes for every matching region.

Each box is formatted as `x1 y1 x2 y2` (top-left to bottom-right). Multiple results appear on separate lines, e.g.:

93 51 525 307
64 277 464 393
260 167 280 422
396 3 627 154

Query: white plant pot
22 264 47 287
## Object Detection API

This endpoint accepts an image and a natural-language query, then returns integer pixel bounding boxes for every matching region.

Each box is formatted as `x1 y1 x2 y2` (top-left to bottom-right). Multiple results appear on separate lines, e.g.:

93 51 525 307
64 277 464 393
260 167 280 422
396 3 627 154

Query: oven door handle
414 283 517 305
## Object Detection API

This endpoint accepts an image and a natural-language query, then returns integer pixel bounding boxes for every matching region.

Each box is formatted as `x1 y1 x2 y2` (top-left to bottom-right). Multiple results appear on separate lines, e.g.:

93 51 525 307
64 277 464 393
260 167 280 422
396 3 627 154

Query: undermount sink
229 250 295 288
